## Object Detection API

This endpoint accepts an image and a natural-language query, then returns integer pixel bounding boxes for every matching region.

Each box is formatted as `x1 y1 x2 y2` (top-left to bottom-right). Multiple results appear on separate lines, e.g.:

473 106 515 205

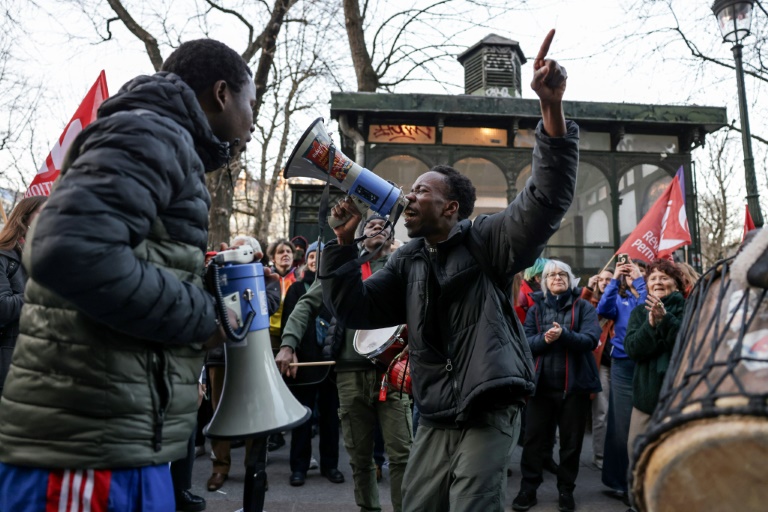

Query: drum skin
631 258 768 512
353 325 407 367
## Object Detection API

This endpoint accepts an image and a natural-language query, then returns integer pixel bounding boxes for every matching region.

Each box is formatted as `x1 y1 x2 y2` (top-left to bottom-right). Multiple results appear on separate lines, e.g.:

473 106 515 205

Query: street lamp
712 0 764 227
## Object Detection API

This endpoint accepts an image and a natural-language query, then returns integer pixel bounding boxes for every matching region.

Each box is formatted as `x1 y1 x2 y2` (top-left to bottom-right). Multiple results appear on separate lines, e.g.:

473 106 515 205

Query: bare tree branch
105 0 163 70
203 0 260 62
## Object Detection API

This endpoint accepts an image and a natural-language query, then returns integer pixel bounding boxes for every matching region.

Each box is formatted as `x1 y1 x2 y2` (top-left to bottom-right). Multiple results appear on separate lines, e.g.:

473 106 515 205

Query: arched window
372 155 429 243
586 210 610 243
618 164 670 238
452 157 507 217
371 154 429 191
515 161 612 269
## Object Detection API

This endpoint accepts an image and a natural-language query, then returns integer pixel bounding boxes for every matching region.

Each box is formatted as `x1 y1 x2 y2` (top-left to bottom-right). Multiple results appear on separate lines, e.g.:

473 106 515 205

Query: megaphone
284 118 408 227
204 253 311 439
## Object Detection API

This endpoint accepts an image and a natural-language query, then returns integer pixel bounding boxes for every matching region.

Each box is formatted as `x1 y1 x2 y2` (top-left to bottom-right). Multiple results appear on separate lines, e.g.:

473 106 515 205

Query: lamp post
712 0 764 227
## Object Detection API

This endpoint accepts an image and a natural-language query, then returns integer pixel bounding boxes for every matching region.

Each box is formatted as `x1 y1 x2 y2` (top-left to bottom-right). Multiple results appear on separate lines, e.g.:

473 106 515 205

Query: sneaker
602 489 630 507
558 491 575 512
309 456 319 470
592 456 603 470
512 490 537 511
194 445 205 458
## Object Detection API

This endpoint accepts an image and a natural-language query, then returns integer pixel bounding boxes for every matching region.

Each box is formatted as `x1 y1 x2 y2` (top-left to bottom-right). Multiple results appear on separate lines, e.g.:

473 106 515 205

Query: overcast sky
9 0 767 198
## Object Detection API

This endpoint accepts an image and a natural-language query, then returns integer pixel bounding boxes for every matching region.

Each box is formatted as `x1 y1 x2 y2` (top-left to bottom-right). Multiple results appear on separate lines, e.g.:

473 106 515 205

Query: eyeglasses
547 272 568 280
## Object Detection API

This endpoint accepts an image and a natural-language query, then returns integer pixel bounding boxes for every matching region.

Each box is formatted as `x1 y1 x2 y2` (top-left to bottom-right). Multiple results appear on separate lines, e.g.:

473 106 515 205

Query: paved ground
189 429 630 512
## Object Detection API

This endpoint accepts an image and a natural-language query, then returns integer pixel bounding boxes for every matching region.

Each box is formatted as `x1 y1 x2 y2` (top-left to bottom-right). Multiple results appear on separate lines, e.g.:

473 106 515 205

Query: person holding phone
596 257 647 503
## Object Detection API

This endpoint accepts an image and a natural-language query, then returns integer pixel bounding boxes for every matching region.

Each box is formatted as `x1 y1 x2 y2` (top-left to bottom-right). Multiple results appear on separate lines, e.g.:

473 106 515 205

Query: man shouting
320 29 578 512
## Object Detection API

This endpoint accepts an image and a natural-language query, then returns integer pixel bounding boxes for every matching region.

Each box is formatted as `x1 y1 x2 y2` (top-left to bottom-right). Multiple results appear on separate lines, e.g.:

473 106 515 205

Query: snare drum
353 325 408 367
631 257 768 512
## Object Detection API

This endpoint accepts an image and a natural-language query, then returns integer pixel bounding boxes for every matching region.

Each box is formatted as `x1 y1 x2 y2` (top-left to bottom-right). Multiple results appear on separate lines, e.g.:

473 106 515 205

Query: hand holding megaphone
330 197 364 245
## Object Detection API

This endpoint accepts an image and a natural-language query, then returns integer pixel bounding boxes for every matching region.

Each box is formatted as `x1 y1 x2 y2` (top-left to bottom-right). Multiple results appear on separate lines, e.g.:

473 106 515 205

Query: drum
353 325 408 367
631 255 768 512
387 353 411 395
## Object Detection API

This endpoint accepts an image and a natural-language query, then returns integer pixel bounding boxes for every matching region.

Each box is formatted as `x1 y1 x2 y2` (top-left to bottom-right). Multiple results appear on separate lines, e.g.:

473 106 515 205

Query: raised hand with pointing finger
531 29 567 138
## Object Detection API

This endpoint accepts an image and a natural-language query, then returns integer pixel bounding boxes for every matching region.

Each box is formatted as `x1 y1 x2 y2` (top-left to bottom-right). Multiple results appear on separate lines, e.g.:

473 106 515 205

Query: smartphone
617 253 630 265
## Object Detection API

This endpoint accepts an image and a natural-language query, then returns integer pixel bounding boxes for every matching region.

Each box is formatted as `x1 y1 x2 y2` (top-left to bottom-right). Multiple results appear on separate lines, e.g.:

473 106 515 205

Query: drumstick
288 361 337 367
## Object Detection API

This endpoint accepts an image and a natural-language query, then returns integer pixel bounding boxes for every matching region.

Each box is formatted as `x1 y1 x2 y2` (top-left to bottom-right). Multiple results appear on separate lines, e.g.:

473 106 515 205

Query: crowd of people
0 30 719 512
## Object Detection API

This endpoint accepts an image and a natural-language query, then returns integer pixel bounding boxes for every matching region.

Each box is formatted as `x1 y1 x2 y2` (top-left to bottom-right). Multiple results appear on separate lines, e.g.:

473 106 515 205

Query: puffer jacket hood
99 72 230 172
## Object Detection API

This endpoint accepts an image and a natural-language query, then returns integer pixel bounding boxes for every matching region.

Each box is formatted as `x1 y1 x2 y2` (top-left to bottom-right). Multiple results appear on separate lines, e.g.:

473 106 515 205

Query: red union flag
26 71 109 197
616 174 691 262
743 204 756 241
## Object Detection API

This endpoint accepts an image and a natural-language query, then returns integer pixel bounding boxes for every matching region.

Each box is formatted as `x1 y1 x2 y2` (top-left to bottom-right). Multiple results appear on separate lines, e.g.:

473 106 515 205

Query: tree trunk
253 0 296 116
206 158 242 248
343 0 379 92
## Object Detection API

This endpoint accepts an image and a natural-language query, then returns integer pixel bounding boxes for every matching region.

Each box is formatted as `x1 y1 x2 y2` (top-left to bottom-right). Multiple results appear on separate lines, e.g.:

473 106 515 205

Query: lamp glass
715 1 754 42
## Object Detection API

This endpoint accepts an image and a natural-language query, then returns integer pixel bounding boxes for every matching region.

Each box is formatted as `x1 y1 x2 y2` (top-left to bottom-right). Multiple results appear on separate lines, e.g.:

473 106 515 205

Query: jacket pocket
408 348 456 416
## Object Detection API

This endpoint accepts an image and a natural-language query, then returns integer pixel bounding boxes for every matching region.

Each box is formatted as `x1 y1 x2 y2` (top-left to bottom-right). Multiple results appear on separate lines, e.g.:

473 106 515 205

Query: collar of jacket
0 249 20 262
396 219 472 259
661 290 685 307
530 287 582 310
98 72 230 172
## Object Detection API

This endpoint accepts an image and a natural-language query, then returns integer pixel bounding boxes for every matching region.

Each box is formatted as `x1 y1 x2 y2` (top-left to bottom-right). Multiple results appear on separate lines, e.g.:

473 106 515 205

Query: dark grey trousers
402 404 521 512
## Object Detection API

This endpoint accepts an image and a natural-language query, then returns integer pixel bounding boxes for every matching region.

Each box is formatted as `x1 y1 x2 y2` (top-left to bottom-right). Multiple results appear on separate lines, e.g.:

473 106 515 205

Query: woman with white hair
512 260 602 512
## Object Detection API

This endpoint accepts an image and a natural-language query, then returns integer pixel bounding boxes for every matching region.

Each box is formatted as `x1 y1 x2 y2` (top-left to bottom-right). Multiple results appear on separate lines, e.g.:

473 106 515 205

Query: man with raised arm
320 30 578 512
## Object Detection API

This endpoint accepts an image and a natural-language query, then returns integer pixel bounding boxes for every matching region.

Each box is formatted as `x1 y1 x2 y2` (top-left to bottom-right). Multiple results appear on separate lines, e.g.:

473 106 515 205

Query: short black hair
162 39 252 95
430 165 476 220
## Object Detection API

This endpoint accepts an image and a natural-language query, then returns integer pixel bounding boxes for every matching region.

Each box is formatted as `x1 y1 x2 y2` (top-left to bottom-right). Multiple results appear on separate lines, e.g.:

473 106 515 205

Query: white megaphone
284 118 408 227
204 250 311 439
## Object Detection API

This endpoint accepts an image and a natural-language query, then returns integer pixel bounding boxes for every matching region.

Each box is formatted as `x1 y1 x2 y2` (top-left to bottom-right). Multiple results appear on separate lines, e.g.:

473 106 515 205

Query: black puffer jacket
0 248 25 393
525 289 602 395
320 120 579 422
0 72 227 469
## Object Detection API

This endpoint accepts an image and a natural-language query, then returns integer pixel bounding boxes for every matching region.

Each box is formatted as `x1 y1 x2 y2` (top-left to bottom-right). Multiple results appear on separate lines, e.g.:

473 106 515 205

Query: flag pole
599 254 616 275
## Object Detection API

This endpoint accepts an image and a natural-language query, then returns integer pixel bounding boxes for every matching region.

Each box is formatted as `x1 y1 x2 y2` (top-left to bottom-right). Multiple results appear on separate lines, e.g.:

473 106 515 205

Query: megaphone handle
328 196 368 229
328 211 351 229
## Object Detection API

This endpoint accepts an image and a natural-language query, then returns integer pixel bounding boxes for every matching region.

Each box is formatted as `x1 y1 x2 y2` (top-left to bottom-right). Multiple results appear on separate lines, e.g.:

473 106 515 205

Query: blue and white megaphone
204 246 310 440
284 118 408 227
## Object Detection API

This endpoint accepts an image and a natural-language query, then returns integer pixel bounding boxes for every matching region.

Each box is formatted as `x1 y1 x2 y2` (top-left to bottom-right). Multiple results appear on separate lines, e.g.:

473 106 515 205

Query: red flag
26 71 109 197
616 174 691 262
743 205 756 241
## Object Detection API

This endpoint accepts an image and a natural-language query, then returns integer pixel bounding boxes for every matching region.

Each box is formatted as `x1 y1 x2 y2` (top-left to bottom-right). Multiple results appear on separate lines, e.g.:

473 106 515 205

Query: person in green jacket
0 39 252 511
276 215 413 512
624 259 686 466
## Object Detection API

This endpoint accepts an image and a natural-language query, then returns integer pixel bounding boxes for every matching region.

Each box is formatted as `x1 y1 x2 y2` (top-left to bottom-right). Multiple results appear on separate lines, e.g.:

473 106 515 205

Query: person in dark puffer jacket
321 30 576 512
0 39 256 511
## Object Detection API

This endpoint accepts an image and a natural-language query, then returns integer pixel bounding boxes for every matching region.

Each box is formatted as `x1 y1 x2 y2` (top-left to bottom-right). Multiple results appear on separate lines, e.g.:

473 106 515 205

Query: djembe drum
631 246 768 512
